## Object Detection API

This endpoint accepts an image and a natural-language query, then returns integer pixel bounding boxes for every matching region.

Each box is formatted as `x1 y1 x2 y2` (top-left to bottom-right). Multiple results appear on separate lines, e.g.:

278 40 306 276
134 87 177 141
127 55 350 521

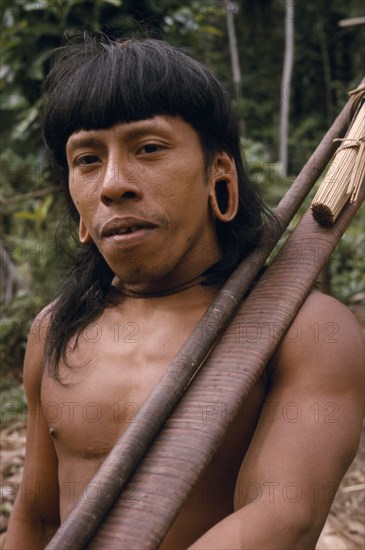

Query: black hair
42 31 270 379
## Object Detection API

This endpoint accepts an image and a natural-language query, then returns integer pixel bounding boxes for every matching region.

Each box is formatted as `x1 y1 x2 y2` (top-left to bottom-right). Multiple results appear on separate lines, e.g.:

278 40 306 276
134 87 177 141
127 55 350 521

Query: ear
79 218 93 244
208 152 239 222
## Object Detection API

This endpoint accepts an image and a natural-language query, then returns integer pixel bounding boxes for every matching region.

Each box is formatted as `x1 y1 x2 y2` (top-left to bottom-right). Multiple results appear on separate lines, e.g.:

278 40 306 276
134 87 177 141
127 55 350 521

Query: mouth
108 225 145 236
101 217 159 242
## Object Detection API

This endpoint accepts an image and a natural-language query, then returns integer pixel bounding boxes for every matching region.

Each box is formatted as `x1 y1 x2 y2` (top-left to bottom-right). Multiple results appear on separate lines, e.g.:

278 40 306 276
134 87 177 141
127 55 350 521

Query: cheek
161 186 210 245
68 180 80 208
69 183 98 219
159 165 208 210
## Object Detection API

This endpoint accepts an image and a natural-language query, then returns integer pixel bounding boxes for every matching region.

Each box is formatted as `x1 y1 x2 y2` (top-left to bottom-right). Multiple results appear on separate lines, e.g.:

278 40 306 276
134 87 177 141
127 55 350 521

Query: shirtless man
5 34 364 549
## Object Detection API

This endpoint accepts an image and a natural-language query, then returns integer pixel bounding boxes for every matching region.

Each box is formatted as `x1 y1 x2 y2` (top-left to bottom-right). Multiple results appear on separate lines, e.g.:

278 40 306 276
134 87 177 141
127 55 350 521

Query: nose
100 161 142 204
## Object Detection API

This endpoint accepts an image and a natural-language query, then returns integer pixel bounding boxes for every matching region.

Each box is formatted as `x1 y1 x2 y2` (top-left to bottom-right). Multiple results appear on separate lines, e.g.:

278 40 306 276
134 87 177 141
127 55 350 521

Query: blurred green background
1 0 364 387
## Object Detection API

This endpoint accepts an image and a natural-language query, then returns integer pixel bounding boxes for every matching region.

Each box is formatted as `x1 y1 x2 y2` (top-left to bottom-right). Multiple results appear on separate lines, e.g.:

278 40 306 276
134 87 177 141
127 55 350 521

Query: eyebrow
115 121 174 143
67 120 173 155
66 137 105 156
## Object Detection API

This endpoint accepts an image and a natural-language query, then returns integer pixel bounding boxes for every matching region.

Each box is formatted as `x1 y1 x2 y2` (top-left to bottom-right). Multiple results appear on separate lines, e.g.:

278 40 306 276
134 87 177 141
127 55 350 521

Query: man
5 33 364 549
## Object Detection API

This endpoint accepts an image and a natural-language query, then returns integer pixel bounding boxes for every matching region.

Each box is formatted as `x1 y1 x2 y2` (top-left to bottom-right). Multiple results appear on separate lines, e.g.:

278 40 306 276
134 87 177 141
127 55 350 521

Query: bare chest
41 319 187 458
40 301 267 531
41 303 214 455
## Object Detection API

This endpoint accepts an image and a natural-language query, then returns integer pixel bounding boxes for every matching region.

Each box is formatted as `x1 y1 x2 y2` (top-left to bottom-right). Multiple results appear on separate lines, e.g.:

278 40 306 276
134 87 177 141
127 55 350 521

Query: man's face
66 115 222 291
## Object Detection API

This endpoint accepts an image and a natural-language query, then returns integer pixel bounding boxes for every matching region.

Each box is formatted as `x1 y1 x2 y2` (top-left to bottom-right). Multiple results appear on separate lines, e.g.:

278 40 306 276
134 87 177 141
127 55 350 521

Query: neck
115 271 220 299
114 237 223 299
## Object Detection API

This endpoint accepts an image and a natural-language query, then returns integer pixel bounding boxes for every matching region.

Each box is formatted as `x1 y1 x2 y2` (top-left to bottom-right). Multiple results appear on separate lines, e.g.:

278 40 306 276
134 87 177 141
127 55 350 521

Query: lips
101 217 158 238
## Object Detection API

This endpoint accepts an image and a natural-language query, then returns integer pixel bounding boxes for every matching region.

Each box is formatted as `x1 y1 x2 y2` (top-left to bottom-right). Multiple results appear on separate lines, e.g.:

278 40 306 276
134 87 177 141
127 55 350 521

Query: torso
40 285 268 548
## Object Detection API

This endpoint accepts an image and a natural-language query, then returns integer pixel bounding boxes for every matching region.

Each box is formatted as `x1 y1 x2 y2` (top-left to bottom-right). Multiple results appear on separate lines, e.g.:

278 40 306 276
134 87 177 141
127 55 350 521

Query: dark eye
139 144 164 154
75 155 100 166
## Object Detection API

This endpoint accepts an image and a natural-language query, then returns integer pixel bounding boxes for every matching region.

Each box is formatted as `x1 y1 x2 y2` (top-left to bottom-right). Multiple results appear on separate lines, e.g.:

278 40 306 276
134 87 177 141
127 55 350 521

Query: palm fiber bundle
311 85 365 226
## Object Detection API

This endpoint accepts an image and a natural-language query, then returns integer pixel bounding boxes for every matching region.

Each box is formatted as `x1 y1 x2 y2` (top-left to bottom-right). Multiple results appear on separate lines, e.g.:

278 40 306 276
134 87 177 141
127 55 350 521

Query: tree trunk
316 1 334 125
225 1 241 100
225 1 245 134
279 0 295 176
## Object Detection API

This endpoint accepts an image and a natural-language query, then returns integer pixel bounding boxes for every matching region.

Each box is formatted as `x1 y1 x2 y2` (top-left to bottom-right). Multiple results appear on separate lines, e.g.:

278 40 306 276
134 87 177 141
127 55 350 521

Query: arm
5 312 60 549
189 292 364 549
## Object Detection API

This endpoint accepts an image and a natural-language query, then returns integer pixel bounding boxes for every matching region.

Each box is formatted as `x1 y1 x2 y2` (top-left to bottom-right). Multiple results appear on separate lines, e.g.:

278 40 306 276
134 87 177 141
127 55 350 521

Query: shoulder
234 292 363 543
292 290 362 341
272 290 364 404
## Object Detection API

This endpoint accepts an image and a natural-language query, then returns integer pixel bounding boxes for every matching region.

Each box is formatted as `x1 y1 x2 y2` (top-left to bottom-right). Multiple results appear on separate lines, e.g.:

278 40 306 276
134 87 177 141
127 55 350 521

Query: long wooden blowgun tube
46 88 360 550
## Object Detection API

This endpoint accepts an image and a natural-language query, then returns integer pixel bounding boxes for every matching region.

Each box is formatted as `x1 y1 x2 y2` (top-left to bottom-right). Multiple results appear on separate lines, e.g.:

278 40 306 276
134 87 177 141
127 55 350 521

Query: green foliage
243 138 364 302
329 207 365 301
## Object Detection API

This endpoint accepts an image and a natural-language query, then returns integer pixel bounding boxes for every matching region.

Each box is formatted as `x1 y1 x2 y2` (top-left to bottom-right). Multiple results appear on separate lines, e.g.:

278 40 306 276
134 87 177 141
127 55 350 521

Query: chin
107 248 176 284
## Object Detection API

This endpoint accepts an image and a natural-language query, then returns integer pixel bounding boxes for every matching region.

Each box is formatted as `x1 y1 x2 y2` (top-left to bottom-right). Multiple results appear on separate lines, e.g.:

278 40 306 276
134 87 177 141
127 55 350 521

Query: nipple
49 426 57 437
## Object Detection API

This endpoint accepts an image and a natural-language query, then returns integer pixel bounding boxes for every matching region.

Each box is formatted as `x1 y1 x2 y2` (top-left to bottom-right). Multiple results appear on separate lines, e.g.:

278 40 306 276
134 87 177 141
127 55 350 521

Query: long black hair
42 32 270 379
